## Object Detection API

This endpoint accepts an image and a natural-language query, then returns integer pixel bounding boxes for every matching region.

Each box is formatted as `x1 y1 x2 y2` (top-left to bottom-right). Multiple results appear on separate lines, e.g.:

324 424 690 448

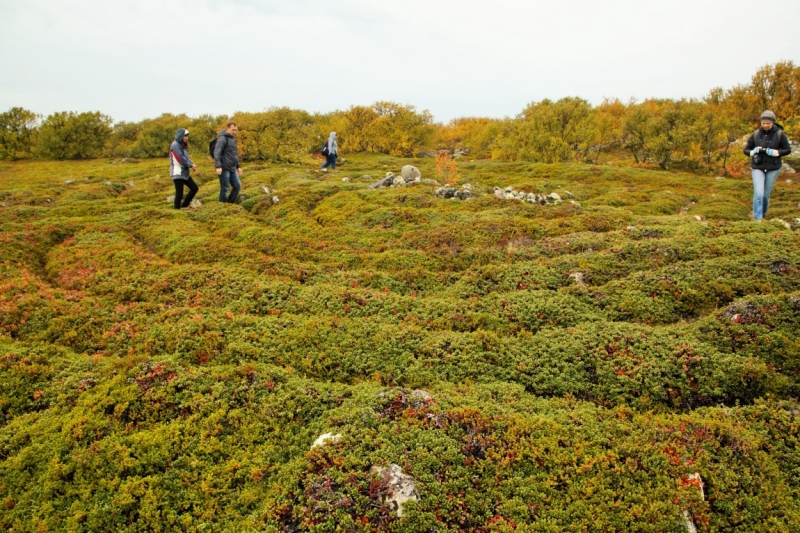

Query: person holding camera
743 110 791 220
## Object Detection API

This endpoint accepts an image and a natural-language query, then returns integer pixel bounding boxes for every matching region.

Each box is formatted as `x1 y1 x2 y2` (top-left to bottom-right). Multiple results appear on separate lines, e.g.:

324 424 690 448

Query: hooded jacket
169 128 194 180
326 132 338 156
744 124 792 171
214 130 241 171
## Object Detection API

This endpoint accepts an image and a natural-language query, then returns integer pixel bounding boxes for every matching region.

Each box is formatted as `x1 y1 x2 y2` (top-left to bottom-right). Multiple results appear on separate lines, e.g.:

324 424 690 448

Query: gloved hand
766 148 779 157
750 147 762 156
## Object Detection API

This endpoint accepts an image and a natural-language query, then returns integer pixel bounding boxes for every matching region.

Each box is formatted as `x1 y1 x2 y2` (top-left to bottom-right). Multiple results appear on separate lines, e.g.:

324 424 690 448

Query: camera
753 147 765 165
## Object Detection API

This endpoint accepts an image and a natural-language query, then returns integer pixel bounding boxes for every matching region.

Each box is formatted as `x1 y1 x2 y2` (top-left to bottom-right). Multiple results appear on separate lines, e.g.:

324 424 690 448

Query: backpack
209 135 227 159
320 141 329 156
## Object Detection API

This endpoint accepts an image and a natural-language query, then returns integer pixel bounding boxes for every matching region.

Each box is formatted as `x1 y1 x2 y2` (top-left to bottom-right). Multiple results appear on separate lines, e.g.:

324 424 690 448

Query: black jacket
743 125 791 170
213 130 241 171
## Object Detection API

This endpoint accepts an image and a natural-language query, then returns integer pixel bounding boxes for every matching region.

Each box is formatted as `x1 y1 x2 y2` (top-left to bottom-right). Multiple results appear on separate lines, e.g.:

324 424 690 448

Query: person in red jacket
743 110 792 220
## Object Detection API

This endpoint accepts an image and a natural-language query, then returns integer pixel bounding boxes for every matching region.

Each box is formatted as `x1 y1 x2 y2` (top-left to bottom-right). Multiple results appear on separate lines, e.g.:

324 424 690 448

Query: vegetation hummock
1 153 799 532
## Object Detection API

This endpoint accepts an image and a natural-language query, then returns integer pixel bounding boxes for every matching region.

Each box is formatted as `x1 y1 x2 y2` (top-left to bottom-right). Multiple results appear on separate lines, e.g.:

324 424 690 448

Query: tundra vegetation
0 63 799 532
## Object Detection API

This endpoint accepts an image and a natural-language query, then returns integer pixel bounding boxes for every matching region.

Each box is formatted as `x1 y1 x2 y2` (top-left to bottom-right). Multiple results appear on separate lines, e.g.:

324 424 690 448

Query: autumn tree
0 107 39 160
232 107 316 163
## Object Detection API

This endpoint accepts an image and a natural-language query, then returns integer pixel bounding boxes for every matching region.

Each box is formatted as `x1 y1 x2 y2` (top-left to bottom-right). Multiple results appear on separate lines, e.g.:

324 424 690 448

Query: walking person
320 132 338 171
743 110 791 220
169 128 199 209
213 122 243 203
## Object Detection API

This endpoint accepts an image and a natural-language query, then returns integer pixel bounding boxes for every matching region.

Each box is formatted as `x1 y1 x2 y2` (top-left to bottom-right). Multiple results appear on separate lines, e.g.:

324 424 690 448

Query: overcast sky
2 0 799 124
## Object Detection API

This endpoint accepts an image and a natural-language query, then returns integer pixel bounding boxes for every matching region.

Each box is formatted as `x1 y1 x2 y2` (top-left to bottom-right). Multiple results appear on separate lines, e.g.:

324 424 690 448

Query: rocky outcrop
369 463 418 517
493 186 571 205
435 183 473 200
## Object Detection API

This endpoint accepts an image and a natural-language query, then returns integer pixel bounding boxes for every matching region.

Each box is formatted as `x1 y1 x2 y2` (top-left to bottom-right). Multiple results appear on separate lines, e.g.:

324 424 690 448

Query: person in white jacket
320 131 338 171
169 128 199 209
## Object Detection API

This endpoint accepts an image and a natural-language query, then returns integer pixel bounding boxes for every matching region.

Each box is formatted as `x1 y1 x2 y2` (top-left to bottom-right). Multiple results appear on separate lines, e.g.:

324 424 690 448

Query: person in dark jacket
320 131 338 171
169 128 199 209
743 110 792 220
213 122 242 203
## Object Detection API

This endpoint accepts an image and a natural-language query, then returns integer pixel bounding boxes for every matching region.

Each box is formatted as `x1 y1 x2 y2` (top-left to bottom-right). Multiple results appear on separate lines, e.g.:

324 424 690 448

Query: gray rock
370 175 396 189
311 432 342 449
435 186 458 199
780 163 795 174
370 464 418 517
65 180 76 185
549 192 562 201
260 185 271 194
341 177 350 183
400 165 421 181
392 176 407 187
419 178 440 185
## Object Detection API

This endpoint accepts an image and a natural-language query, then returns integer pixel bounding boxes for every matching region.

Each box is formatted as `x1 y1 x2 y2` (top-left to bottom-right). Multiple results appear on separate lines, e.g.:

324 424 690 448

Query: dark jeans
173 177 199 209
219 168 241 203
321 153 337 169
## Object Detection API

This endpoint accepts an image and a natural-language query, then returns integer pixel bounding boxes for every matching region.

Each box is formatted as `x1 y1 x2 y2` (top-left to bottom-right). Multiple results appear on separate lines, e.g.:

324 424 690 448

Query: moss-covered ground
1 154 799 531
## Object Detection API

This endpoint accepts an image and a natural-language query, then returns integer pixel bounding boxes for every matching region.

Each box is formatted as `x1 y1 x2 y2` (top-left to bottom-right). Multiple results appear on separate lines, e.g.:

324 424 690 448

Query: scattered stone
189 199 202 208
715 176 725 180
361 174 372 180
564 190 575 198
409 389 433 402
369 175 396 189
680 473 704 533
120 157 138 164
271 195 280 204
568 272 586 287
548 192 562 202
260 185 271 194
369 463 418 517
65 180 75 185
419 178 440 185
770 218 792 230
779 163 795 174
626 226 638 231
693 215 705 221
126 181 135 188
786 179 793 184
341 177 350 183
400 165 421 181
435 185 473 200
167 195 175 203
311 432 341 449
392 176 407 187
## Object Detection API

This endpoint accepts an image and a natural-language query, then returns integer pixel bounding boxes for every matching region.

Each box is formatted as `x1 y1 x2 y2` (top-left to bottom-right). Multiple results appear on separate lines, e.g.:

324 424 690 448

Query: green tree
0 107 39 160
36 111 112 160
509 97 596 163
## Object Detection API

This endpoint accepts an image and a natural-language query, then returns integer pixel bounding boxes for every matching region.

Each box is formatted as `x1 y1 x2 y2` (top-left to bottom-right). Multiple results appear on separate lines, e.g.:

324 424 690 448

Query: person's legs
751 169 766 220
219 169 231 202
227 171 241 203
330 153 337 169
321 155 331 169
762 169 780 218
181 177 199 208
173 179 184 209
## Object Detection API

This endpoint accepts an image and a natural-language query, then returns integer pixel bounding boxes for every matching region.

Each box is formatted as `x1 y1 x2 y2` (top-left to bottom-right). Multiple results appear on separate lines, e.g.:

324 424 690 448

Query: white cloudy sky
1 0 799 124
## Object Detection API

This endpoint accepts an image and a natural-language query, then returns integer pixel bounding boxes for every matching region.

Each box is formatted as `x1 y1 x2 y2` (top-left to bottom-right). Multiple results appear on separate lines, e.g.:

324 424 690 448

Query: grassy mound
1 154 799 531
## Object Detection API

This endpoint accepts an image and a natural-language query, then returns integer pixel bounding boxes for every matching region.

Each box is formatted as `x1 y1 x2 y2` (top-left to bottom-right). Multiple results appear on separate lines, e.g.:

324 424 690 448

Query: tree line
2 62 798 174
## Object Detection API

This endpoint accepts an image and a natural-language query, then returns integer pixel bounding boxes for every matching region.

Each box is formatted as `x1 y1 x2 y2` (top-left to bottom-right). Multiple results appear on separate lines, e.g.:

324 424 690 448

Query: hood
174 128 189 143
328 132 337 140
